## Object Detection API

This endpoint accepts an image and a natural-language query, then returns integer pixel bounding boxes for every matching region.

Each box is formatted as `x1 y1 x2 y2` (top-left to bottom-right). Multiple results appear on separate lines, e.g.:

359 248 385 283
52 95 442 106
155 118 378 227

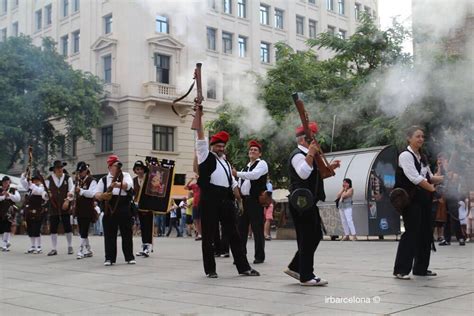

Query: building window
155 54 170 84
237 0 246 18
1 0 6 14
309 19 317 39
274 8 284 29
103 54 112 83
327 25 336 35
208 0 216 10
355 3 361 20
104 14 112 34
153 125 174 152
12 22 18 37
364 6 371 17
260 42 270 63
156 15 169 33
309 0 315 4
338 0 345 15
223 0 232 14
260 4 269 25
326 0 334 11
13 0 18 10
101 126 113 152
0 28 6 42
207 78 216 99
207 27 216 51
73 0 80 12
35 9 42 31
296 15 304 35
238 35 247 57
72 30 80 53
45 4 52 26
62 0 69 17
222 32 232 54
60 35 68 56
338 29 346 39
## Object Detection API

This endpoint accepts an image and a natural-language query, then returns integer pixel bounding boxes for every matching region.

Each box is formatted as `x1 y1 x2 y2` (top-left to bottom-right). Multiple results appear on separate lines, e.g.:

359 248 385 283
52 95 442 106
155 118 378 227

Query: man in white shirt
44 160 74 256
232 140 268 264
195 115 259 278
95 155 135 266
285 122 340 286
0 176 21 251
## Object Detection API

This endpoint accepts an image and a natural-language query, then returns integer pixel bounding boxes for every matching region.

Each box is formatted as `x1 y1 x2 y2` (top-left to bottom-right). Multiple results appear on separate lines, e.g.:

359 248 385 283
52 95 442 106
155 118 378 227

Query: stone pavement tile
221 299 316 315
393 305 468 315
0 288 35 300
426 293 474 311
292 307 377 316
112 297 201 314
62 305 160 316
311 300 416 315
0 302 57 315
4 293 102 314
377 292 446 305
175 305 265 315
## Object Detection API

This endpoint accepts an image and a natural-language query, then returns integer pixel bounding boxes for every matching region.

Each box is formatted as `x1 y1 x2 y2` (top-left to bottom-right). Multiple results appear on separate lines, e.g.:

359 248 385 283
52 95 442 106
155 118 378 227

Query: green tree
0 36 104 172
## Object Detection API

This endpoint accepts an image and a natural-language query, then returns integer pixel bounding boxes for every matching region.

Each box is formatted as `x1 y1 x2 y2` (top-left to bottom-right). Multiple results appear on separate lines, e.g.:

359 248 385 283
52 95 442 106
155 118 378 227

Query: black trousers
138 211 153 244
214 220 229 255
26 219 42 237
239 196 265 261
443 198 463 242
288 205 323 282
166 218 181 236
50 214 72 234
394 190 432 275
0 219 12 234
103 206 134 263
200 186 251 275
77 217 92 239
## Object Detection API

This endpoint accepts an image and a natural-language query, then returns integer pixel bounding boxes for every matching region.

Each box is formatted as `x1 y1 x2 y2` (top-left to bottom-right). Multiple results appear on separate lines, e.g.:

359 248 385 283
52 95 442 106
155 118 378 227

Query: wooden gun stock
191 63 204 131
292 93 335 179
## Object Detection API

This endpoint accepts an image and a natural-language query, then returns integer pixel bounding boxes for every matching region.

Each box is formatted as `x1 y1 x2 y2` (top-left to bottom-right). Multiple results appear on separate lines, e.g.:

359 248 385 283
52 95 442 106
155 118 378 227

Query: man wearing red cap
232 140 268 264
195 120 259 278
284 121 340 286
95 155 135 266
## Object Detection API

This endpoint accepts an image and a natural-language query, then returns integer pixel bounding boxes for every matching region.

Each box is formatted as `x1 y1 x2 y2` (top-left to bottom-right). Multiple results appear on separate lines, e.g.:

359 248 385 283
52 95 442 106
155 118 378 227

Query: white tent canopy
0 173 27 192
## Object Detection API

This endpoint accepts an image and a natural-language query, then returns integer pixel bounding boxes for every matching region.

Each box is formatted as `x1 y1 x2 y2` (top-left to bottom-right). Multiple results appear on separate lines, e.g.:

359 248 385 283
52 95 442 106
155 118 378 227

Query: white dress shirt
237 159 269 196
78 176 98 199
44 173 74 194
196 138 238 189
399 146 433 185
94 172 134 196
291 145 314 180
0 186 21 203
20 174 48 199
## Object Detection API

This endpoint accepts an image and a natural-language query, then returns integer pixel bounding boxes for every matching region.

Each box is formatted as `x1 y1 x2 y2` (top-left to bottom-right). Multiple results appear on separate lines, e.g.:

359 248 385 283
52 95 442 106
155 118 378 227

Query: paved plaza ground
0 235 472 315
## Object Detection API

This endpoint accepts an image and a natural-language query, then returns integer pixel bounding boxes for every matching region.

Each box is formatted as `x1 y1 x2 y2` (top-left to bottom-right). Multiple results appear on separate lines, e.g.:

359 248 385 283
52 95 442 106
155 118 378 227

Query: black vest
0 187 16 218
75 176 95 218
48 174 70 215
288 148 326 202
241 160 267 198
197 152 233 199
394 150 427 194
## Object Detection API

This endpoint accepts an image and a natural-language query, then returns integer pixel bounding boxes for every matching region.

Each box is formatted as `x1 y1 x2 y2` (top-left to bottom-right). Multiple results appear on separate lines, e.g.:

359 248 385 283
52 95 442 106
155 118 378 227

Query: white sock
85 238 90 246
3 232 10 243
66 232 72 247
35 237 41 248
51 234 58 250
80 238 86 248
30 237 35 248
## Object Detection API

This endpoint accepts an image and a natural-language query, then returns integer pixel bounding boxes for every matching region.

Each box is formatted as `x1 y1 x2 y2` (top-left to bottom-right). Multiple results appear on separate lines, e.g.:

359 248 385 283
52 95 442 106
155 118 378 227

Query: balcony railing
143 82 178 99
104 83 121 98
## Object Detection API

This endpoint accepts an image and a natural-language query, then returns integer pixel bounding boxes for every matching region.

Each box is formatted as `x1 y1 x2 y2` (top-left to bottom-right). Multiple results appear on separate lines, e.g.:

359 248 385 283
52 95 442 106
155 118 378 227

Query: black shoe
47 250 58 256
240 269 260 276
438 240 450 246
220 252 230 258
393 273 411 280
459 239 466 246
253 259 264 264
414 270 437 277
206 272 218 278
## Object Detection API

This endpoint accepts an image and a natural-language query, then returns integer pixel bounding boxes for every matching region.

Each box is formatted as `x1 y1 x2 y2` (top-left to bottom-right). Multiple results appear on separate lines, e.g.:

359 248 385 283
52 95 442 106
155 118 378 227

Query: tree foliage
0 36 104 172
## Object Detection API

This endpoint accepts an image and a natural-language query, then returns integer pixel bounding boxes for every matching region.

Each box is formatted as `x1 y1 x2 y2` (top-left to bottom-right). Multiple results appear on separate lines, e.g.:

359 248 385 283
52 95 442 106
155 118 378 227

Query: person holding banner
133 160 153 257
195 125 260 278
